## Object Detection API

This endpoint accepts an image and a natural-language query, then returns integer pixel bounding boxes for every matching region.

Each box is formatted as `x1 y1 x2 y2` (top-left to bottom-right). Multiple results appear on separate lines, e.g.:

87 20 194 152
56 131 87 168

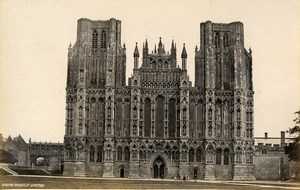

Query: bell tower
64 18 126 176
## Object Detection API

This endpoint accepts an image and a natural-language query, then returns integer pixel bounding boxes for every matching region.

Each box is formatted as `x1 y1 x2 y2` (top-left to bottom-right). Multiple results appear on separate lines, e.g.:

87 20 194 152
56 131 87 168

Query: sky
0 0 299 143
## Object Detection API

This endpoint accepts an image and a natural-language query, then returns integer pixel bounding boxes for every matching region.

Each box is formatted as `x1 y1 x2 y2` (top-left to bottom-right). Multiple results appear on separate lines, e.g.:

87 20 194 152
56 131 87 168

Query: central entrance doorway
120 168 124 178
194 169 198 179
153 157 165 179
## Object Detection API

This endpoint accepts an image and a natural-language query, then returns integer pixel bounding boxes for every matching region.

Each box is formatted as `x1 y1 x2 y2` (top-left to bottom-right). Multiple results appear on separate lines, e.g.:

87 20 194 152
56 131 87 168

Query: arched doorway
35 157 45 166
120 168 124 178
153 157 165 179
194 169 198 179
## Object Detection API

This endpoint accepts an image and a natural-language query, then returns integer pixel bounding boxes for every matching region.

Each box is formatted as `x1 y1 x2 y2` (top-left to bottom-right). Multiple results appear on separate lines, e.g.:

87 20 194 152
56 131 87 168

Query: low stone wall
254 154 289 180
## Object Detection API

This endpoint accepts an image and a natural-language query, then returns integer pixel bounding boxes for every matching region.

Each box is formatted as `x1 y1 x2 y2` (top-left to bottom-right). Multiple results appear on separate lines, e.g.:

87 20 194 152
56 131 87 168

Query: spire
158 37 162 48
133 42 139 57
157 37 164 54
171 39 175 49
145 39 148 49
134 42 139 69
181 43 187 70
181 43 187 58
154 44 157 54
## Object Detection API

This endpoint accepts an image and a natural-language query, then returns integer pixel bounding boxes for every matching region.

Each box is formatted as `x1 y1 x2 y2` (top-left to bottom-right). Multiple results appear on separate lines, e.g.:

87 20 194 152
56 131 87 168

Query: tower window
92 30 98 49
215 32 220 48
101 30 107 49
224 33 229 47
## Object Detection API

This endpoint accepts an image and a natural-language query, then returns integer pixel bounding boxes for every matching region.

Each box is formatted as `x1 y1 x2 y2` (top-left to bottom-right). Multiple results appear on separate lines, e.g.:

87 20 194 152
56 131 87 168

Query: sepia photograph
0 0 300 189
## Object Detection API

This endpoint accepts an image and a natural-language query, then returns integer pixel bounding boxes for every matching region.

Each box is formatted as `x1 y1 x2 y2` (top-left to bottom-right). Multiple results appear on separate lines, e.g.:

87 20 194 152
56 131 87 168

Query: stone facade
63 18 255 180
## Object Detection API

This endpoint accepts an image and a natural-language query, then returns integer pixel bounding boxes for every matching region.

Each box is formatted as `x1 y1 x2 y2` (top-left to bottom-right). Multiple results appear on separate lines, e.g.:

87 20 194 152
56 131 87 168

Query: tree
285 109 300 180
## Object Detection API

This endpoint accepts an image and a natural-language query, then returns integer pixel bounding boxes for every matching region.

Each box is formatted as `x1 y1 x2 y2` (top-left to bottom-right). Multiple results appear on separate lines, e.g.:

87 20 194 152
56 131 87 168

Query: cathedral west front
63 18 255 180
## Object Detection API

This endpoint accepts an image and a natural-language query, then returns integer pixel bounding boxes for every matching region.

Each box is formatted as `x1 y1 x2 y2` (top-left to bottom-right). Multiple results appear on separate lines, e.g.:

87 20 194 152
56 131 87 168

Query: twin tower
64 18 254 180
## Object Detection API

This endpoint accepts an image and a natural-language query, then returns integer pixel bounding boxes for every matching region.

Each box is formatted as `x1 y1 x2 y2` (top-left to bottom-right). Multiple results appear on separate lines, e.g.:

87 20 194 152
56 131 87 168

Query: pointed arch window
117 147 122 161
216 148 222 165
215 32 220 48
124 147 130 161
223 32 229 47
189 149 195 162
155 96 164 137
196 149 202 162
144 98 151 137
224 148 230 165
96 146 103 162
92 30 98 49
89 146 95 162
101 30 107 49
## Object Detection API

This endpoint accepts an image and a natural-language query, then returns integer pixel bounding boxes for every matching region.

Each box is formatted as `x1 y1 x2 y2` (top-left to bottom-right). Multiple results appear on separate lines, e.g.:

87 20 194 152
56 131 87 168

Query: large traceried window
155 95 164 137
197 100 205 138
92 30 98 49
100 30 107 49
168 98 176 137
144 98 151 137
116 98 123 137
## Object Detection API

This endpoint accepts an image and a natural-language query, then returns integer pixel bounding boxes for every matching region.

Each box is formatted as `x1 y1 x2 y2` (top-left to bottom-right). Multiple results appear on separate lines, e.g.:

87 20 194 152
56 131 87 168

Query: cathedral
63 18 255 180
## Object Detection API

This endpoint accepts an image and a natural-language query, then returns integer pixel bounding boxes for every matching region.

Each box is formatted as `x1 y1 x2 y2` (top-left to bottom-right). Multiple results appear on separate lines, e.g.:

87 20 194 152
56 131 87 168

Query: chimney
264 132 268 139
